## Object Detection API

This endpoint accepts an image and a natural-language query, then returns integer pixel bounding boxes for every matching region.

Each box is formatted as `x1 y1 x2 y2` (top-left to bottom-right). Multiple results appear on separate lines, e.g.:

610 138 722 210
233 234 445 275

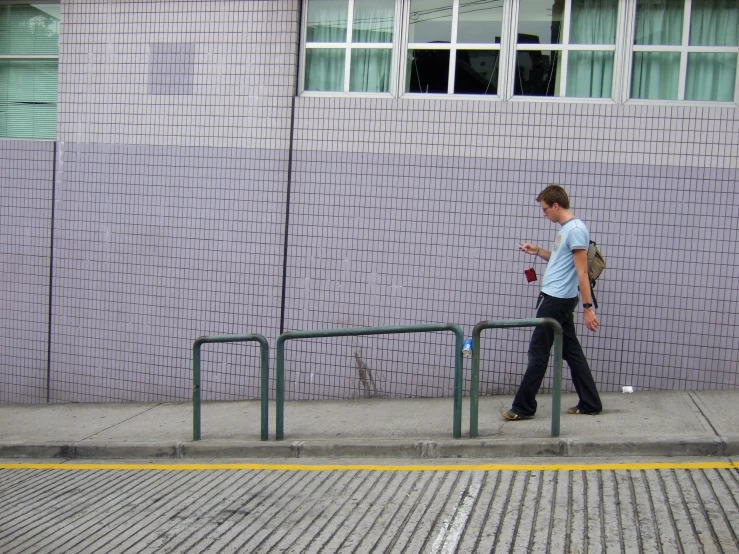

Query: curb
565 436 727 457
2 435 738 460
0 442 75 459
721 434 739 456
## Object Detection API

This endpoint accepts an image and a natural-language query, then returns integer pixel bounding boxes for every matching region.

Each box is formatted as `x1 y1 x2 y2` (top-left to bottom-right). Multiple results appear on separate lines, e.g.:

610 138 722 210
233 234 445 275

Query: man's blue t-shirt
541 218 589 299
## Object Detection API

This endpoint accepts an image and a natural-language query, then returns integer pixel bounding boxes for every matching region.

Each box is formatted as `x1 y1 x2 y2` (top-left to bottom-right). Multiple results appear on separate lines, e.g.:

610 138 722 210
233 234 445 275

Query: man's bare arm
573 249 599 332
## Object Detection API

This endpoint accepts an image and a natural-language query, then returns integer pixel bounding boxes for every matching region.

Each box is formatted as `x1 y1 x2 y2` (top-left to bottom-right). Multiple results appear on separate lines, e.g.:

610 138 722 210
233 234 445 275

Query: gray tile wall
0 140 54 402
285 140 739 397
283 92 738 398
48 0 298 402
50 143 288 401
2 0 737 403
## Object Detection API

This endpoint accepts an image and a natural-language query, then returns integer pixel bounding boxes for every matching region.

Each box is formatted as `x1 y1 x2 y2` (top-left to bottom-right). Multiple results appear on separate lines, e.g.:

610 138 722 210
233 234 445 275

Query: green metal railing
275 323 465 440
192 334 269 441
470 318 564 438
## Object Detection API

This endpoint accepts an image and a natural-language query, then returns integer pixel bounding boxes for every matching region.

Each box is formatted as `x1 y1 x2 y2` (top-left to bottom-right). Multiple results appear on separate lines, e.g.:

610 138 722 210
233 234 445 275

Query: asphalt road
1 458 738 553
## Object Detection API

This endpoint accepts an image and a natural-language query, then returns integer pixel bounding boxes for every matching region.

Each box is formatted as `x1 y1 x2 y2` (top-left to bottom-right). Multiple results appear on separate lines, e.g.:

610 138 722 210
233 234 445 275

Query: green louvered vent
0 4 59 140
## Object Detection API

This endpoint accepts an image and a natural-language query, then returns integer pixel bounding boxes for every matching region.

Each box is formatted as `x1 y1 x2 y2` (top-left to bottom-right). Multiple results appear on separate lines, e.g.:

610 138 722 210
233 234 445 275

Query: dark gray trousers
512 293 602 416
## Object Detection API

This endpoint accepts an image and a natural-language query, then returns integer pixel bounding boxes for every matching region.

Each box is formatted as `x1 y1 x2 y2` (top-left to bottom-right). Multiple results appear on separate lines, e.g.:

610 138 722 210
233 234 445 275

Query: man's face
539 201 559 222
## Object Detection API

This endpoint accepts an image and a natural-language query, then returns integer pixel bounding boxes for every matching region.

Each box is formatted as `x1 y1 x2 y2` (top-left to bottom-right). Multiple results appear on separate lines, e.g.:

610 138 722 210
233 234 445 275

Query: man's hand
584 307 599 332
520 242 550 261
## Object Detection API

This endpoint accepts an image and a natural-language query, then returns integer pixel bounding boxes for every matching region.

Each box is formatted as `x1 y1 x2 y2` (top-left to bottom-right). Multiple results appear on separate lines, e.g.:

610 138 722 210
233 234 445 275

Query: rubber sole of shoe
501 410 534 421
567 407 600 415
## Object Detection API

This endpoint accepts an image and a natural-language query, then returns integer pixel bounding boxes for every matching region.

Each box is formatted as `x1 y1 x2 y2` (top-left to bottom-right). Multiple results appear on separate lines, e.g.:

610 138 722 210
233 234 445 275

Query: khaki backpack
587 241 606 308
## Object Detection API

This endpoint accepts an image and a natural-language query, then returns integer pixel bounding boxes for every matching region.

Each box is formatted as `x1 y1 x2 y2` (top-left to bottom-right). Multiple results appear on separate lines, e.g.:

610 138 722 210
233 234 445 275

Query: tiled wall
47 0 297 402
1 0 737 403
285 114 739 397
0 140 54 402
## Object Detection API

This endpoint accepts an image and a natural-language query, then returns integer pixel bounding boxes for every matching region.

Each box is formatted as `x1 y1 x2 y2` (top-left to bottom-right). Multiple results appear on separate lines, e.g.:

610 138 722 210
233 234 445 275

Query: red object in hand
524 268 537 282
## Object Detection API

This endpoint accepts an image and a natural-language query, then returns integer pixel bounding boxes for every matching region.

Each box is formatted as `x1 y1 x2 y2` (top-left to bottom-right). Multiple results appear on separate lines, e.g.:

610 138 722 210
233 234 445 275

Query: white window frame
622 0 739 105
298 0 739 107
299 0 402 97
0 0 61 141
505 0 624 102
399 0 508 98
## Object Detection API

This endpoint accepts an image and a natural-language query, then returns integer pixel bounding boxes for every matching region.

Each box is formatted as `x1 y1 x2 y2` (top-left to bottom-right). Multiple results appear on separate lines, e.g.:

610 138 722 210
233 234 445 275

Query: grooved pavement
0 464 738 553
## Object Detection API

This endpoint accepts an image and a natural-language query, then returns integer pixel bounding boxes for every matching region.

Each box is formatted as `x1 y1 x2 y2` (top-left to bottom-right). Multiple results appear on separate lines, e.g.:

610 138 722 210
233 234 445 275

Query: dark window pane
454 50 499 94
518 0 562 45
407 49 450 93
514 50 560 96
408 0 453 43
457 1 503 44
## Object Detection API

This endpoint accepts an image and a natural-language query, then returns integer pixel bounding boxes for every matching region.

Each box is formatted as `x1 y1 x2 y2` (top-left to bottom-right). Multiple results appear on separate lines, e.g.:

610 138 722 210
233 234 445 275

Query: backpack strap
590 281 598 310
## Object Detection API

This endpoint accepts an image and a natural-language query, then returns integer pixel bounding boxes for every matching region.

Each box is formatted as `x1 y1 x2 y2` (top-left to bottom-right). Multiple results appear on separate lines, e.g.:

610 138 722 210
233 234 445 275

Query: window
631 0 738 101
514 0 619 98
406 0 503 95
303 0 396 92
0 2 59 140
300 0 739 104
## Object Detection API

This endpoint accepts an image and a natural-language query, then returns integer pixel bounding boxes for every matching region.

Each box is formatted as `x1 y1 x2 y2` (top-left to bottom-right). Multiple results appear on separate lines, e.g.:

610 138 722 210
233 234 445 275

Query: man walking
502 185 602 420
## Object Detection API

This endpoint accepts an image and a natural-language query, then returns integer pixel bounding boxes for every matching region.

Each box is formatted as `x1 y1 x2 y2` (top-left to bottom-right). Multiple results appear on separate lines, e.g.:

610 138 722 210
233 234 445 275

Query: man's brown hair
536 185 570 209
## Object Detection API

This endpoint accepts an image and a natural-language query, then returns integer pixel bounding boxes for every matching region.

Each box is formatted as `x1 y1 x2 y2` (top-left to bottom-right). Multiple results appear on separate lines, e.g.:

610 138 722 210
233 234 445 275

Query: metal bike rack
192 334 269 441
274 323 465 440
469 318 564 438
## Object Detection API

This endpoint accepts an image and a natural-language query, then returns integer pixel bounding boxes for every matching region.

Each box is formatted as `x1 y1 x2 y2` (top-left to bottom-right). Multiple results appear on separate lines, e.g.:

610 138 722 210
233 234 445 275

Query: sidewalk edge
1 435 736 460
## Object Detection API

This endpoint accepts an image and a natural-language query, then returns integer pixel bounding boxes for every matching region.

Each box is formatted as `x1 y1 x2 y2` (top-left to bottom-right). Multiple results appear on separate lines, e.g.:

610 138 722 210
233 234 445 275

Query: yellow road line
1 462 738 472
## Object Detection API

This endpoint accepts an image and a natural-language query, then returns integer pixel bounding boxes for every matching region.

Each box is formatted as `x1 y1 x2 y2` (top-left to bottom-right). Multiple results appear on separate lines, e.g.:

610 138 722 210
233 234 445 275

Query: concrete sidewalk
1 390 737 459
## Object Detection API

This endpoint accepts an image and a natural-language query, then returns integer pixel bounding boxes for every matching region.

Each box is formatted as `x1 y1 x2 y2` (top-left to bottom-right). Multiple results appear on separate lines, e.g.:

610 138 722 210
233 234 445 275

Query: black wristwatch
583 303 593 309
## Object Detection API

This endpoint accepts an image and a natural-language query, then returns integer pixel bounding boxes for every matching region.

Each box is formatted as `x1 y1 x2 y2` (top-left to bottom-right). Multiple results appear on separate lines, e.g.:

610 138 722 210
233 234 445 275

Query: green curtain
353 0 394 43
567 0 618 98
349 0 393 91
305 49 345 91
350 49 391 92
685 0 738 101
686 53 736 101
306 0 347 42
305 0 348 91
304 0 394 93
631 0 684 99
689 0 739 47
632 0 737 100
0 4 59 140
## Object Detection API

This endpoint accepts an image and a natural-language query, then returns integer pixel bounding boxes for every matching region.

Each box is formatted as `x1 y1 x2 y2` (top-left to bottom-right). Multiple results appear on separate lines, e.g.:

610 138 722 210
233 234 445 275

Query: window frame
621 0 739 105
504 0 626 102
297 0 739 106
399 0 510 98
298 0 403 96
0 0 61 141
